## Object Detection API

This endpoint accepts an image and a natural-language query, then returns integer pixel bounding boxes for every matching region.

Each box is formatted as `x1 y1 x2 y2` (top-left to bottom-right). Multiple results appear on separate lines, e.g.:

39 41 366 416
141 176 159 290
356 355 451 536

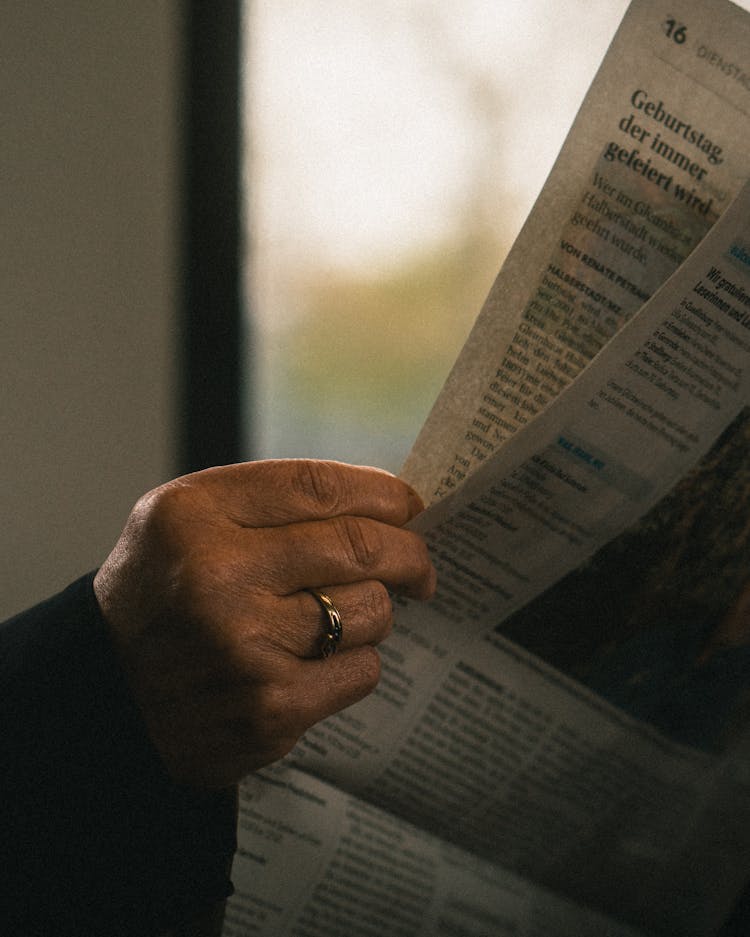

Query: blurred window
243 1 631 471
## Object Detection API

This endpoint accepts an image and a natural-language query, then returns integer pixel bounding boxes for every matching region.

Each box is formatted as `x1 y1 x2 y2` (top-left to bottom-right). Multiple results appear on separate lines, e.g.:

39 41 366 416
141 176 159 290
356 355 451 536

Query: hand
94 460 435 788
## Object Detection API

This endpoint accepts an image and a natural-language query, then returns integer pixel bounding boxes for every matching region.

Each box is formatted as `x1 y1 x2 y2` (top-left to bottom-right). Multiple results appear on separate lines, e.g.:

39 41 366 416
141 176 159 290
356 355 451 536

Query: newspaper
226 1 750 935
403 0 750 502
224 764 643 937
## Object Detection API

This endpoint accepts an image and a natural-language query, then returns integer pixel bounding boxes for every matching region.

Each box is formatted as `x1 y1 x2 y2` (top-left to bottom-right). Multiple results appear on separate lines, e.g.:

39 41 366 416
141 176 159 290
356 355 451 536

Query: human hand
93 460 435 788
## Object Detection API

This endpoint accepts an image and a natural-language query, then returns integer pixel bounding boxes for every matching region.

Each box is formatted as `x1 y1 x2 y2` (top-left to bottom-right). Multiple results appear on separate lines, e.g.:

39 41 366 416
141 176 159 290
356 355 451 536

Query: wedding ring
306 588 343 658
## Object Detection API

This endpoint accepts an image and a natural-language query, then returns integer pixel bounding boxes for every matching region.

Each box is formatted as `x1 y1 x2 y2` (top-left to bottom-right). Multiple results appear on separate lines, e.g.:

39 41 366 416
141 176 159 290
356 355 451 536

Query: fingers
264 582 394 659
96 458 437 788
241 514 436 599
194 459 425 529
291 646 385 727
188 646 385 785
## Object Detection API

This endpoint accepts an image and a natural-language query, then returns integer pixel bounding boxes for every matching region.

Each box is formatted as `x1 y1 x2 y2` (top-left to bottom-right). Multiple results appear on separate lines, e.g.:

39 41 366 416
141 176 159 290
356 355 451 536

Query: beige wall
1 3 182 618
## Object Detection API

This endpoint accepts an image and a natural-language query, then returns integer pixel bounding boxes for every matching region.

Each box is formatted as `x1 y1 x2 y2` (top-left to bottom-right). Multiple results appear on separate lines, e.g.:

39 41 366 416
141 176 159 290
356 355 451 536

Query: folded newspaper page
283 173 750 937
403 0 750 504
224 763 644 937
227 1 750 934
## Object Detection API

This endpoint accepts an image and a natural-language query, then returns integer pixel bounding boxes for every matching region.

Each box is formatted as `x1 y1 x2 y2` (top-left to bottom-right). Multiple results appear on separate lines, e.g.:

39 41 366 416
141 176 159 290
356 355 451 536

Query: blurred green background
244 1 631 472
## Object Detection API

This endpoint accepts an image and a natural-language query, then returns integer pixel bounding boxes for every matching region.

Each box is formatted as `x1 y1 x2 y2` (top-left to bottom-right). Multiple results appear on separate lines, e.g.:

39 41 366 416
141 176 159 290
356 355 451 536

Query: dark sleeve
719 884 750 937
0 574 237 937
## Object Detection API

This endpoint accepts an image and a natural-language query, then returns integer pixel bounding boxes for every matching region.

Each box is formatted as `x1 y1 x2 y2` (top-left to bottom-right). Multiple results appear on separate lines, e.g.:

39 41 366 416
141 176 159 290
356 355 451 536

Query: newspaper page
225 763 645 937
227 2 750 934
402 0 750 504
285 180 750 937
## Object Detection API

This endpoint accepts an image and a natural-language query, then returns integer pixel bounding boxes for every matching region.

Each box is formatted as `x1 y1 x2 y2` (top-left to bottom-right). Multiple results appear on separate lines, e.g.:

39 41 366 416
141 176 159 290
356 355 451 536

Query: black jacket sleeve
1 574 237 937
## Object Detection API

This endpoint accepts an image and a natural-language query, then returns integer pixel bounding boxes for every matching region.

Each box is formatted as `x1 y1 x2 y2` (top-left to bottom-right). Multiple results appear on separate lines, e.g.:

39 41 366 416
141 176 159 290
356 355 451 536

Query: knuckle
134 480 195 541
171 549 204 604
359 581 393 630
227 608 279 674
292 460 345 515
146 480 188 518
250 680 307 751
335 516 381 571
253 680 294 727
170 544 246 637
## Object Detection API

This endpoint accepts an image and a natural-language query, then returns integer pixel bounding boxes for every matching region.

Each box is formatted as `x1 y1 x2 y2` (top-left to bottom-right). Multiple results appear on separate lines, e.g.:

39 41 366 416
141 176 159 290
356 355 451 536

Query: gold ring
306 588 343 658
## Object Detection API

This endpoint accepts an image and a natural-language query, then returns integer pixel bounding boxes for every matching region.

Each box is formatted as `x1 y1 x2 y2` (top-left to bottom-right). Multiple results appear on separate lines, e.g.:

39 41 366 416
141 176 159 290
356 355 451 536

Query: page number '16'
664 18 687 43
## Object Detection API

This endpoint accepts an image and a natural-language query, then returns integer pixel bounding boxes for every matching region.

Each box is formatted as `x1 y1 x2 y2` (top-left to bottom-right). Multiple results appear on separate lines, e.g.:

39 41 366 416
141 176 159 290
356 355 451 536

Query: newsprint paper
224 1 750 935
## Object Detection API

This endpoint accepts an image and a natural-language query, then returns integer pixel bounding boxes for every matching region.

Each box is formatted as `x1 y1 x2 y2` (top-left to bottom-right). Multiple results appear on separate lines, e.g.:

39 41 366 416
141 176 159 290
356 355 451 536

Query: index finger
193 459 425 529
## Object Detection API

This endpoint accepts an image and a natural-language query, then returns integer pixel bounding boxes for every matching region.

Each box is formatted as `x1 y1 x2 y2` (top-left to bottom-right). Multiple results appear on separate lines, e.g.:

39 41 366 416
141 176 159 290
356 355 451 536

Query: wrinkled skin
94 460 436 788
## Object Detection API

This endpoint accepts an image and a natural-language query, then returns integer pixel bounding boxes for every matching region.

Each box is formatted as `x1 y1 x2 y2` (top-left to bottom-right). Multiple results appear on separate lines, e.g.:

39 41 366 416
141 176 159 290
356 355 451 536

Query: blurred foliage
270 227 509 443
